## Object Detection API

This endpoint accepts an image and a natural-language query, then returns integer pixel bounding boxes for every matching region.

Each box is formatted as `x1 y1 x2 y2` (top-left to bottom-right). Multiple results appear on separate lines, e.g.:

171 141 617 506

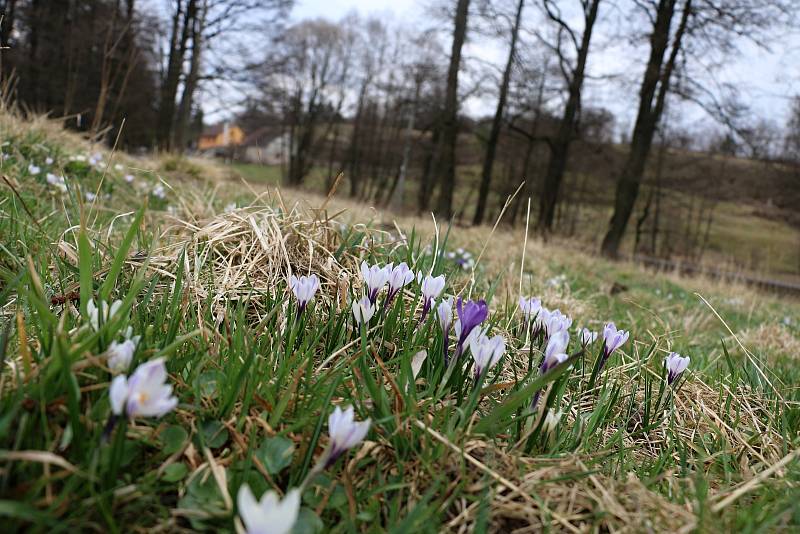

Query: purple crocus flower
598 322 629 373
453 298 488 358
324 405 370 468
437 297 454 364
360 261 392 305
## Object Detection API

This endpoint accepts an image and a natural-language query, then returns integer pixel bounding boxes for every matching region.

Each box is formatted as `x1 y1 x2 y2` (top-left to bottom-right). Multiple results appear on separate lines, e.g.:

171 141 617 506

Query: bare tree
436 0 471 219
536 0 602 231
473 0 525 225
602 0 792 257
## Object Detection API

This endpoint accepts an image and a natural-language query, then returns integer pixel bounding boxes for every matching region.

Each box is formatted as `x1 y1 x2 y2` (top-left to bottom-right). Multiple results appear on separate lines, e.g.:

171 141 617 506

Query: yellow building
198 123 244 151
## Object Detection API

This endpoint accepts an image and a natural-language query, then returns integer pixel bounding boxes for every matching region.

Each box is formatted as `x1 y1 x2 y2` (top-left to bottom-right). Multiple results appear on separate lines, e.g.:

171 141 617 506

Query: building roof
241 126 285 147
201 123 232 137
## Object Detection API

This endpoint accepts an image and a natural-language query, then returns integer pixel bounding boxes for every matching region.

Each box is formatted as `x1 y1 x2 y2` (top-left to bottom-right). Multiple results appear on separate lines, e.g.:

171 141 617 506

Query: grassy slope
221 161 800 280
1 114 799 532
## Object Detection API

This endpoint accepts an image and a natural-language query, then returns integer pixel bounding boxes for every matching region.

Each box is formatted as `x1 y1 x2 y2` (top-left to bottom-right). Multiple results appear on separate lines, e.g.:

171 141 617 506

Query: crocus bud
541 330 569 374
237 484 300 534
579 327 597 346
352 296 375 326
289 274 320 313
469 333 505 378
420 274 446 320
519 297 541 324
664 352 690 385
87 299 123 331
109 358 178 418
437 297 453 334
326 405 370 466
598 322 629 374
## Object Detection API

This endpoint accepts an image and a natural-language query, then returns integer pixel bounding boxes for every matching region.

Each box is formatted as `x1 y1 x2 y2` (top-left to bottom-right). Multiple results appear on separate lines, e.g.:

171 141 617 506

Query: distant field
226 160 800 282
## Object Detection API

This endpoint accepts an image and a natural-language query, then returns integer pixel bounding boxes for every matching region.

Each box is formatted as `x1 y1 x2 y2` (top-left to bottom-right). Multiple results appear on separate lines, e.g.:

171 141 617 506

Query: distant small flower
45 157 54 165
386 262 414 305
89 153 103 166
579 327 597 346
114 164 123 171
598 322 629 373
87 299 123 331
237 484 300 534
519 297 541 325
109 358 177 418
107 339 137 374
352 296 375 326
326 405 370 467
46 173 67 192
152 184 167 199
85 191 97 202
289 274 320 314
28 164 41 175
224 202 237 213
469 333 505 378
124 174 135 183
664 352 690 385
360 261 391 304
420 274 446 320
453 298 488 358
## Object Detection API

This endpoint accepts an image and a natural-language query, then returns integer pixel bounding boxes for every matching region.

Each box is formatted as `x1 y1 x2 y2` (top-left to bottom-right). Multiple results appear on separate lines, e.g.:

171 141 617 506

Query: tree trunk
156 0 192 151
601 0 691 257
473 0 524 225
538 0 600 230
435 0 470 219
174 0 205 151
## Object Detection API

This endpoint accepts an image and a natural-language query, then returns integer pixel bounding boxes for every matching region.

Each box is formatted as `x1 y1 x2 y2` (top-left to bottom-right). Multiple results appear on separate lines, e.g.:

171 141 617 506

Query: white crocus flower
28 164 41 175
326 405 370 464
109 358 178 418
469 333 505 378
87 299 123 331
289 274 320 313
352 296 375 326
85 191 97 202
664 352 690 385
360 261 392 304
602 322 629 357
45 157 54 165
420 274 446 312
237 484 300 534
107 339 137 374
124 174 135 183
519 297 542 324
386 262 415 304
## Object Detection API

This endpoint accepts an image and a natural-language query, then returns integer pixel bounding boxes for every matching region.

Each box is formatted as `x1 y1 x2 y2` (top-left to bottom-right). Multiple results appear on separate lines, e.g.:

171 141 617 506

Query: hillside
1 111 799 532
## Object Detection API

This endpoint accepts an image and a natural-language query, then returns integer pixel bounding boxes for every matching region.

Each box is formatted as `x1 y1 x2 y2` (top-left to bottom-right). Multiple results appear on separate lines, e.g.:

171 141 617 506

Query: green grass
2 114 800 532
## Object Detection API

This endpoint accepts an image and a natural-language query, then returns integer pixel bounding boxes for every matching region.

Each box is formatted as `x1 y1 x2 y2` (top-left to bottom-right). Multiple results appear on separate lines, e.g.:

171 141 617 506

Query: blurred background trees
1 0 798 273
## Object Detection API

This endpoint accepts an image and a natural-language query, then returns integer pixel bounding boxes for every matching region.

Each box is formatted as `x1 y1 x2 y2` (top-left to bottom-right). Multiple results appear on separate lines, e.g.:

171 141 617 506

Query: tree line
1 0 797 260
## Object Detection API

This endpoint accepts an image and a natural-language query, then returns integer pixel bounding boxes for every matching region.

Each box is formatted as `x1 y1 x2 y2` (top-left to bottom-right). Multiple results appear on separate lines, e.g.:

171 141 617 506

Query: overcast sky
291 0 800 138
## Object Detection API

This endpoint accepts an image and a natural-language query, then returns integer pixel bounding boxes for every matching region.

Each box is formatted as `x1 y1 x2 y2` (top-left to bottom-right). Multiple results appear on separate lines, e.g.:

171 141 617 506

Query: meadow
1 112 799 532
